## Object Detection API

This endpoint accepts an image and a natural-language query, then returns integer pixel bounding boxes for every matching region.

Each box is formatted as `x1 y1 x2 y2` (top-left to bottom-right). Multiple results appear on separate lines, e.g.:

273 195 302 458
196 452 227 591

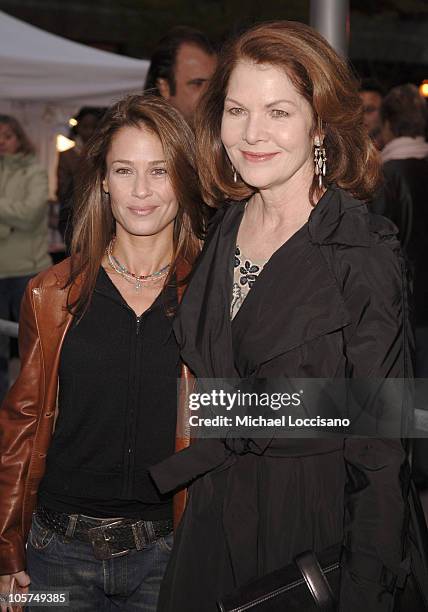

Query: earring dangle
231 165 238 184
314 138 327 189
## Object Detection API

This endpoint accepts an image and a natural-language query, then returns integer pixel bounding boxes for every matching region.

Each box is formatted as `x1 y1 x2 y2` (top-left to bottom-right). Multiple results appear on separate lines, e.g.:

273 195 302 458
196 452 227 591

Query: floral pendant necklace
106 239 170 292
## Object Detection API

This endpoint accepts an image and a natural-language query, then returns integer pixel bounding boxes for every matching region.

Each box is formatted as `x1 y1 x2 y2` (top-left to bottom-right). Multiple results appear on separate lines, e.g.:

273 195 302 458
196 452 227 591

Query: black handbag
217 480 428 612
217 543 340 611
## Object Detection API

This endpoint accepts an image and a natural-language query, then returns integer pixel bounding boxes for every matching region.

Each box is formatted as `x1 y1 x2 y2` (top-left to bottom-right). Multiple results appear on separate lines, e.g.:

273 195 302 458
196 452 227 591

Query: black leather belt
36 506 173 560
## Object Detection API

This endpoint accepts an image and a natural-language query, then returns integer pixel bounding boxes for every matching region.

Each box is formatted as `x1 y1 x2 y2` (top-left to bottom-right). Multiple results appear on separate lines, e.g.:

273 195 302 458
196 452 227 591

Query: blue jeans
26 513 173 611
0 275 33 403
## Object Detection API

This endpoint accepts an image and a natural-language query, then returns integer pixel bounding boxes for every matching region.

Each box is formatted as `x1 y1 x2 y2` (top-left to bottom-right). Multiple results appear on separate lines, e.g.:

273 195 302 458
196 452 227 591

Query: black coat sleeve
337 236 410 612
381 162 414 251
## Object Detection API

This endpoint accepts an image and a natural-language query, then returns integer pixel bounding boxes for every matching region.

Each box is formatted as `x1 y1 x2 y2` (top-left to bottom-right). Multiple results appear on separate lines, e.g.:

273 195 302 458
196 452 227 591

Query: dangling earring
231 164 238 184
314 136 326 189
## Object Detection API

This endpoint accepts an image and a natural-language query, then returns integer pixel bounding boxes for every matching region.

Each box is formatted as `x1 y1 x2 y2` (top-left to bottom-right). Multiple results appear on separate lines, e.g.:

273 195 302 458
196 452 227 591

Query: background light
419 80 428 97
56 134 75 152
68 117 78 127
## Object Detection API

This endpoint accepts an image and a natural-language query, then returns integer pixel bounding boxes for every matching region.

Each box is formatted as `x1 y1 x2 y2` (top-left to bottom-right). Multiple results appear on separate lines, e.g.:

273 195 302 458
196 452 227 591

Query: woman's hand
0 571 30 612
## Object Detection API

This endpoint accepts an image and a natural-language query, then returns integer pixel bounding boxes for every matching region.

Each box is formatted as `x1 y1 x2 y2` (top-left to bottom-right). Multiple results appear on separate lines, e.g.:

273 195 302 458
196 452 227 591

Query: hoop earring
314 137 326 189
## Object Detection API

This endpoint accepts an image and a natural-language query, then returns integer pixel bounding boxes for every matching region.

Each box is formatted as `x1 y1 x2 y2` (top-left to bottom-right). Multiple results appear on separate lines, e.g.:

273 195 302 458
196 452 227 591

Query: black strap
295 551 336 611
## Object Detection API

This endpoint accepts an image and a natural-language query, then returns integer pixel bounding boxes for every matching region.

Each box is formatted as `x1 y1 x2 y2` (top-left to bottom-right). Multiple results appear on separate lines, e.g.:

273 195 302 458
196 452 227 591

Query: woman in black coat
151 22 414 612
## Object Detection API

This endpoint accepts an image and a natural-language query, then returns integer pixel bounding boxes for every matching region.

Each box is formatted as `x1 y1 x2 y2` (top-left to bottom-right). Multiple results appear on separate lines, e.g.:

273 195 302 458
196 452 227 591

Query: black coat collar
231 222 350 376
308 187 370 246
173 187 395 378
307 185 397 247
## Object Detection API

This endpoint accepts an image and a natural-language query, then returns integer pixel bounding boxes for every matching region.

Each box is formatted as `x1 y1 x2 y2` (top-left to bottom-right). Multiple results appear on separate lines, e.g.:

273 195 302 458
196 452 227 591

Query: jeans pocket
28 514 56 551
157 532 173 553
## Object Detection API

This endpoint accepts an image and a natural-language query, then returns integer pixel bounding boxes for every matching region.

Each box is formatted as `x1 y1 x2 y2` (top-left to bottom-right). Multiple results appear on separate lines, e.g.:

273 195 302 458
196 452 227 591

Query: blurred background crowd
1 0 428 410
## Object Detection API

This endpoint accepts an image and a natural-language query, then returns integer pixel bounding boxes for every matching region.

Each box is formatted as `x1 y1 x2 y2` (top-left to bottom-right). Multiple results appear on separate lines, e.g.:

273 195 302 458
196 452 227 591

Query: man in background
380 83 428 360
378 84 428 493
57 106 104 251
144 26 217 125
359 78 385 150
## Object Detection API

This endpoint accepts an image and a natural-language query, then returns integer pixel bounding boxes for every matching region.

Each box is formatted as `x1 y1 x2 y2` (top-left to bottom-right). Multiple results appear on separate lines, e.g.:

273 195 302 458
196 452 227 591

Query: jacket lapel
31 267 78 408
231 188 376 376
231 228 351 376
173 204 244 378
175 188 382 380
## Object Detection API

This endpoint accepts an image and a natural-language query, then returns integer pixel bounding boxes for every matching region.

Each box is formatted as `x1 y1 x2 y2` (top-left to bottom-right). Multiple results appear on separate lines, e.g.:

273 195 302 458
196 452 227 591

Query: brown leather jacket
0 258 192 575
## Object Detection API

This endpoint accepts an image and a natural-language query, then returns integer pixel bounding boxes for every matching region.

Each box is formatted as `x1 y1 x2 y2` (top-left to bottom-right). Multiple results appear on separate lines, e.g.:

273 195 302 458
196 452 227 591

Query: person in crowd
359 78 385 150
144 25 217 125
380 84 428 377
379 84 428 490
150 21 415 612
0 115 50 404
57 106 105 248
0 94 204 611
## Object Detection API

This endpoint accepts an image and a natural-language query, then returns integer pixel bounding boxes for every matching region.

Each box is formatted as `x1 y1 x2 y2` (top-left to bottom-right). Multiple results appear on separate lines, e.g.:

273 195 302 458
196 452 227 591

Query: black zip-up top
38 267 180 519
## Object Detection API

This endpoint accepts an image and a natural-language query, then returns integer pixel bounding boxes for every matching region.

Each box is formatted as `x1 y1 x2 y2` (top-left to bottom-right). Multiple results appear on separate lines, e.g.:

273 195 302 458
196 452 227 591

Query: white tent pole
310 0 350 57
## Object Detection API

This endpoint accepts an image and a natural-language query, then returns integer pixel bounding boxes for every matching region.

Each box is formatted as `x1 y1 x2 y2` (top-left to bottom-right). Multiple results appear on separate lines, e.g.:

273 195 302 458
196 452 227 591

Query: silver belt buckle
87 520 130 560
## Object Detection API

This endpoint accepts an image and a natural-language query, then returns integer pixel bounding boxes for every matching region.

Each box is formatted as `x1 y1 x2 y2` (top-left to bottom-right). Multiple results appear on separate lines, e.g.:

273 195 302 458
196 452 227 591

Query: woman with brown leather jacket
0 94 204 611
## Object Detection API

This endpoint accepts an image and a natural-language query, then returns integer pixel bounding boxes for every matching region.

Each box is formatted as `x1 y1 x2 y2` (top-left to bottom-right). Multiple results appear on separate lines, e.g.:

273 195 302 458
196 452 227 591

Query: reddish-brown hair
68 94 205 316
195 20 381 206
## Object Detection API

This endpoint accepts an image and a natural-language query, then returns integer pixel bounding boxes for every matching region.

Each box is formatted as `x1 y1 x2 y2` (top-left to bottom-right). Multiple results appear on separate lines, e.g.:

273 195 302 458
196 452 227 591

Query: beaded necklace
106 239 170 292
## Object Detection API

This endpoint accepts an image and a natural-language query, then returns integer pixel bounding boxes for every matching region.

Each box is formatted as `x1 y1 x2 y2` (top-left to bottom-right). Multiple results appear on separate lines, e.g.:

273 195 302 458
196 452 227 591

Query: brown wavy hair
68 94 205 316
381 83 427 138
195 21 381 206
0 115 35 155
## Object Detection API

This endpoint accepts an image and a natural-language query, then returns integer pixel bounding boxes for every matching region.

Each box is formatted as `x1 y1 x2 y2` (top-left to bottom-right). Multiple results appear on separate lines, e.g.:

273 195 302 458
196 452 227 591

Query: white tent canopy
0 10 149 198
0 10 148 105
